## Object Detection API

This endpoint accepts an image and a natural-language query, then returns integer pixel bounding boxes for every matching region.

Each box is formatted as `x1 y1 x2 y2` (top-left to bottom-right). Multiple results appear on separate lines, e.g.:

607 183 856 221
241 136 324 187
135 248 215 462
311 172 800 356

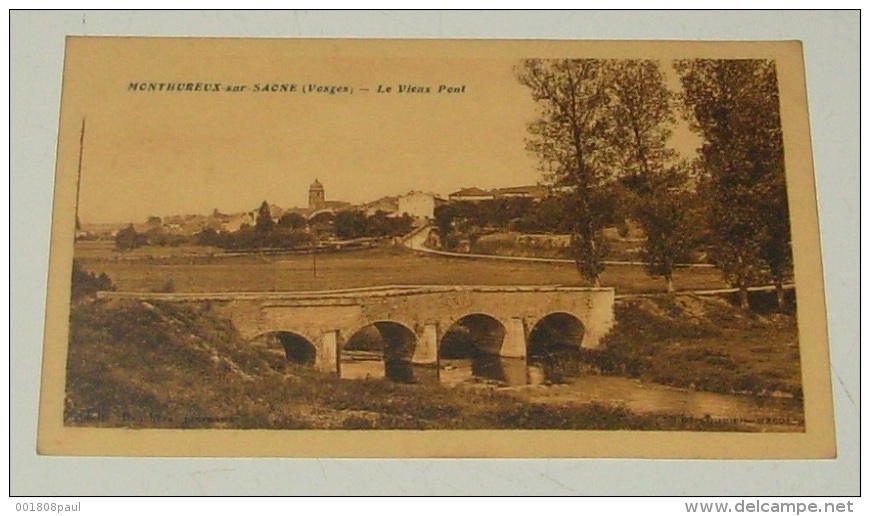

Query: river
339 356 803 432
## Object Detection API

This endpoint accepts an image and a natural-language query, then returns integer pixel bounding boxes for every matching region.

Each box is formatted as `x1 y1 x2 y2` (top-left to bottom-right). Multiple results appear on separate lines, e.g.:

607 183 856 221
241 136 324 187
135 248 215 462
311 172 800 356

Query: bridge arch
527 312 586 383
342 320 418 383
440 313 507 357
251 330 318 368
439 313 527 384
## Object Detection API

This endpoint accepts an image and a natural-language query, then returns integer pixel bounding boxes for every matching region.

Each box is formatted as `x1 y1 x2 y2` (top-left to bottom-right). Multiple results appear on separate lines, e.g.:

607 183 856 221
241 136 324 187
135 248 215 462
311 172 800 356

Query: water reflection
339 353 438 384
339 355 803 428
440 313 515 385
340 353 384 380
341 321 418 383
473 355 528 385
441 356 528 386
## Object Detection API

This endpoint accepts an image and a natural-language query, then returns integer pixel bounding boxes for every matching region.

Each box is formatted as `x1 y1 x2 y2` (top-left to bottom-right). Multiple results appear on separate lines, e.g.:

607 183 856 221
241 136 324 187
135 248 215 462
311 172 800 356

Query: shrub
157 278 176 293
114 224 146 251
70 261 114 302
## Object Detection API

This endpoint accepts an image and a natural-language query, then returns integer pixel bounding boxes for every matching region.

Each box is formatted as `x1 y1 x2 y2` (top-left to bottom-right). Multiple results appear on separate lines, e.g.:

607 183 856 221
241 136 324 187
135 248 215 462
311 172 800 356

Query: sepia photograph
36 37 835 458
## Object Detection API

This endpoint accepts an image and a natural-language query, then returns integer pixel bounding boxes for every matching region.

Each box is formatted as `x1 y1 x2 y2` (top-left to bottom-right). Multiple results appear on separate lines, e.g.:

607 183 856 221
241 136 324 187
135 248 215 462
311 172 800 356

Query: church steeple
309 178 325 209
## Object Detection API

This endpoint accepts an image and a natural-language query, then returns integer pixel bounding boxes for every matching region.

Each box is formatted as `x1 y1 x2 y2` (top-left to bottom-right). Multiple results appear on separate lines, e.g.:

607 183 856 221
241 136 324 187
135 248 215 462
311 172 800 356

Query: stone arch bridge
99 285 614 384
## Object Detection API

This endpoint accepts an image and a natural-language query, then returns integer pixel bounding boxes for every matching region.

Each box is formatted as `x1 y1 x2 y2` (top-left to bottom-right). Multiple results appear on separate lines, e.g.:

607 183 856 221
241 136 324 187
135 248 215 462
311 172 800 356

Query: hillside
601 293 803 399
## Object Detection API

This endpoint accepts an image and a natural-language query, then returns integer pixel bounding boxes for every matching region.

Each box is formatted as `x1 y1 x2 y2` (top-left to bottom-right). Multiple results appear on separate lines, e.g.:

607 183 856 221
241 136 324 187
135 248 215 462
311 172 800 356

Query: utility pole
75 118 86 232
312 226 318 278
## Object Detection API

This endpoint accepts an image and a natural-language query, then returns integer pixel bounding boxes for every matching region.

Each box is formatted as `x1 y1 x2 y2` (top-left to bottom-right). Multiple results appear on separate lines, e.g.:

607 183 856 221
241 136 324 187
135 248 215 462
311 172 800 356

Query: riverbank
598 293 803 400
64 296 801 431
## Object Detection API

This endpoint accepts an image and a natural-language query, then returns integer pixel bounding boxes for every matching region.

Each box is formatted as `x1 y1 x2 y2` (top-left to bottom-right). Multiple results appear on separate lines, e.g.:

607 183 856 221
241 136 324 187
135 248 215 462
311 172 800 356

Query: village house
397 191 440 221
448 187 495 202
448 184 549 202
491 185 549 200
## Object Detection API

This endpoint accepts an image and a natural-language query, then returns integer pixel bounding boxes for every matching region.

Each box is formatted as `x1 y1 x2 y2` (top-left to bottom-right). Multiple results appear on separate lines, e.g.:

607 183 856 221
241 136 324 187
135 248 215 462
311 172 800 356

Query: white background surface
9 10 859 495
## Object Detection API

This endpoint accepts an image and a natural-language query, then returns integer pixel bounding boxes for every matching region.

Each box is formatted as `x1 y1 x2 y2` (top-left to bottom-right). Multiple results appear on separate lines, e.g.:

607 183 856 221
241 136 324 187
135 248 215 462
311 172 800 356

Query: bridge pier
316 330 340 375
411 323 440 384
501 317 528 359
492 317 529 385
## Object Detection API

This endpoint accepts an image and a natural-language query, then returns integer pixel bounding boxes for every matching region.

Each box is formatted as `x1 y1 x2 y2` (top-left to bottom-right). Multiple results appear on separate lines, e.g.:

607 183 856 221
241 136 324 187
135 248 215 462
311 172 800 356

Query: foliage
370 211 414 238
308 211 336 225
278 212 307 230
187 204 413 251
632 169 699 291
255 200 275 235
677 59 792 307
434 197 575 250
594 295 802 398
606 60 698 291
143 226 187 247
334 210 413 240
194 228 221 247
564 190 615 284
114 224 146 251
609 60 679 181
616 219 630 238
758 161 793 307
513 195 574 233
516 59 624 285
334 210 370 239
193 225 313 250
70 261 114 302
433 203 458 249
157 278 176 293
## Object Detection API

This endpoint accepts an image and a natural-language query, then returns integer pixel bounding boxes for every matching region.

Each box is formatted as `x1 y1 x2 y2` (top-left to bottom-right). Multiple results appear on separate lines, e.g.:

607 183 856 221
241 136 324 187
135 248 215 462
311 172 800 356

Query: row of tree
194 225 314 250
515 58 791 307
434 197 571 249
439 197 573 233
116 201 415 252
332 210 415 240
252 201 414 242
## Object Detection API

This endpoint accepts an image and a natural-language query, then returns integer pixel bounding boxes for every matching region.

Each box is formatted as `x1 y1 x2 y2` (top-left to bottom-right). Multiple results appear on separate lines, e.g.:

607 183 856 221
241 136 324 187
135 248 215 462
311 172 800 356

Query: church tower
308 179 325 209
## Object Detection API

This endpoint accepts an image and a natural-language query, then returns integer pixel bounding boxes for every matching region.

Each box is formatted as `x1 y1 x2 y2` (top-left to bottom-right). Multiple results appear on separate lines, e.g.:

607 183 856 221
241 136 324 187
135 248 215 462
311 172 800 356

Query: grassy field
75 243 727 294
64 298 753 431
72 241 223 260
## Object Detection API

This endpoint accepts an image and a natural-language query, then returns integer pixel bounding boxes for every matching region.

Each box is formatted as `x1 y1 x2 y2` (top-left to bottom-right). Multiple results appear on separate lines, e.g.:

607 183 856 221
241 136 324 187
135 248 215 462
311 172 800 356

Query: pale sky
60 39 700 223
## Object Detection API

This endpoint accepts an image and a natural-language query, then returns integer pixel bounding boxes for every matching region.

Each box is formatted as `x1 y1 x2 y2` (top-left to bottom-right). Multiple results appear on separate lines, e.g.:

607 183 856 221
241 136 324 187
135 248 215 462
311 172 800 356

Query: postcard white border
10 10 859 495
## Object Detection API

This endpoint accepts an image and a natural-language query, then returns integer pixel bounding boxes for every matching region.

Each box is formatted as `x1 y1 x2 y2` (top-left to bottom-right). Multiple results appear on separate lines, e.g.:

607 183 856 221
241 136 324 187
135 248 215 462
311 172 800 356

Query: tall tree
609 60 678 183
433 204 458 250
677 59 791 309
334 210 368 240
255 200 274 235
516 59 618 287
759 160 792 309
633 167 698 293
609 60 696 292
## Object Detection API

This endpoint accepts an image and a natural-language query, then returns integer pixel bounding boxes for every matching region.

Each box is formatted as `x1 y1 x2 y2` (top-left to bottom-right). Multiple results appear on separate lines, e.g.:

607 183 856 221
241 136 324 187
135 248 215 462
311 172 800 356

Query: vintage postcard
37 37 834 458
